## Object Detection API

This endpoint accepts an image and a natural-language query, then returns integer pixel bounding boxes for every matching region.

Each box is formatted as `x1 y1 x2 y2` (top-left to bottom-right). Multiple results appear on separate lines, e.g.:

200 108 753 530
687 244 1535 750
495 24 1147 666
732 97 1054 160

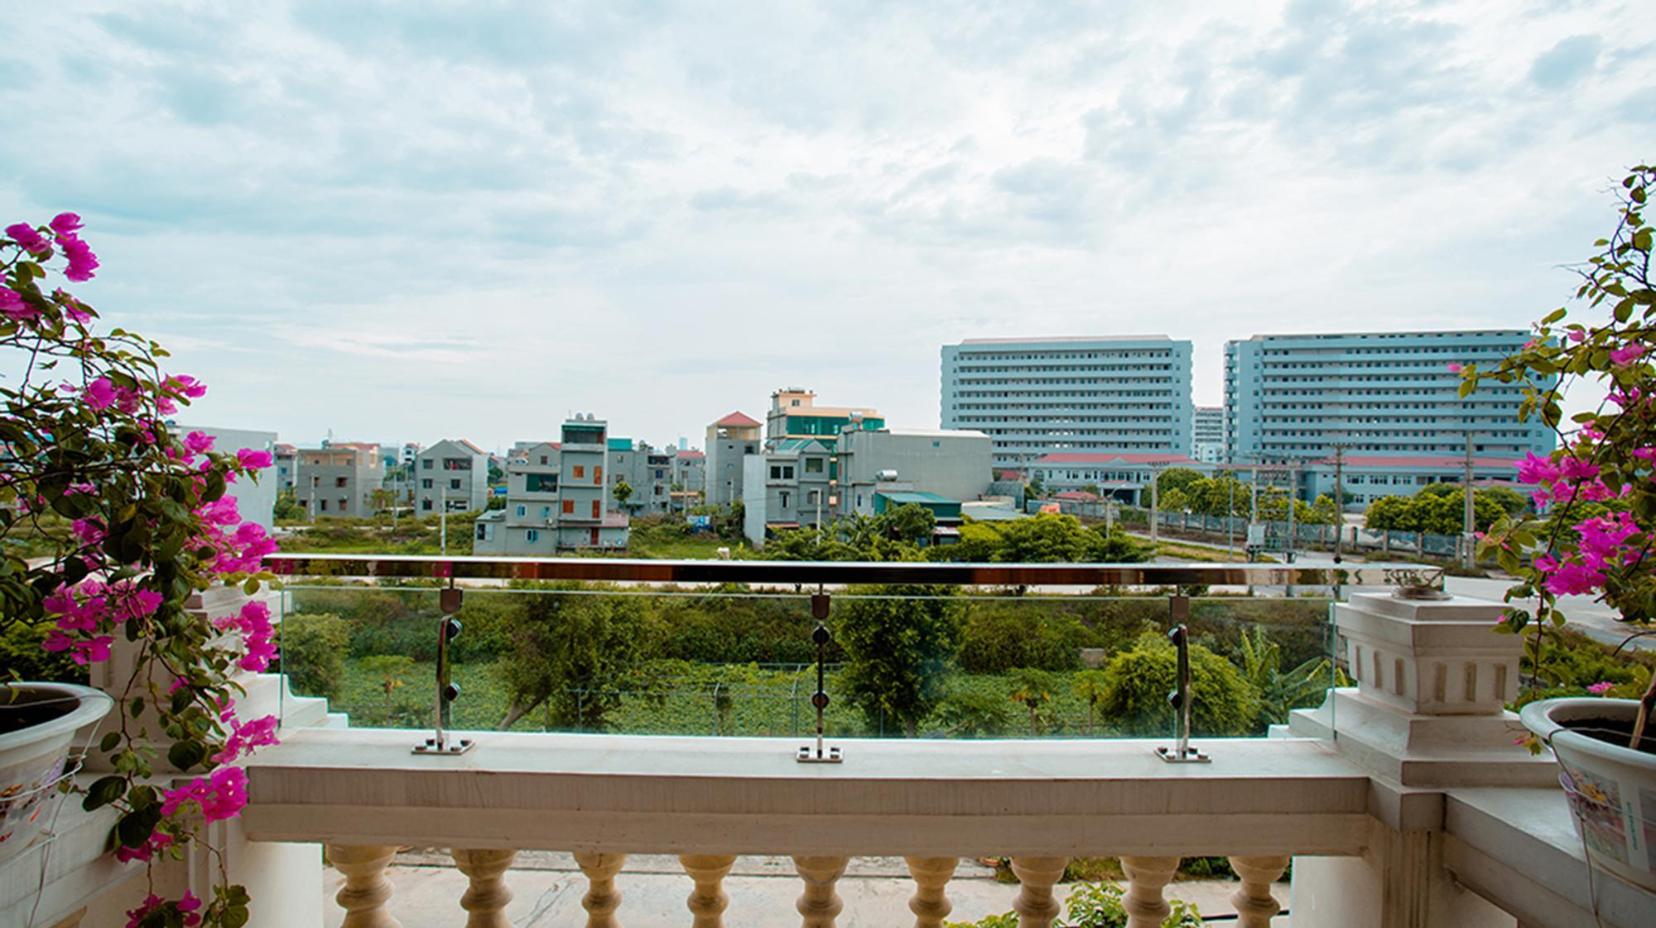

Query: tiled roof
1053 490 1101 501
676 450 705 459
715 411 761 428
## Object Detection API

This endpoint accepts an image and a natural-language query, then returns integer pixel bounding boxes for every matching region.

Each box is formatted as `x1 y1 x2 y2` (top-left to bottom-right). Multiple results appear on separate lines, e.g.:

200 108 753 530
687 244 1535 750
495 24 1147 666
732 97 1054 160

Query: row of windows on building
953 350 1177 362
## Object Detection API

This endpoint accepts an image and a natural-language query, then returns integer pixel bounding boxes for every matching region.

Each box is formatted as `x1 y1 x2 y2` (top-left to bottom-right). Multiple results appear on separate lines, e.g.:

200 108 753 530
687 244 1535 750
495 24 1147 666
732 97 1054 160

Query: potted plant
1463 163 1656 890
2 215 280 925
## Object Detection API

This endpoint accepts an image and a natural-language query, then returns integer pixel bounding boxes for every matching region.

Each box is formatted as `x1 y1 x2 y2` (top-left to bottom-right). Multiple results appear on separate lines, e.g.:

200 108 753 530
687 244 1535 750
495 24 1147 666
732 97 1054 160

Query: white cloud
0 0 1649 450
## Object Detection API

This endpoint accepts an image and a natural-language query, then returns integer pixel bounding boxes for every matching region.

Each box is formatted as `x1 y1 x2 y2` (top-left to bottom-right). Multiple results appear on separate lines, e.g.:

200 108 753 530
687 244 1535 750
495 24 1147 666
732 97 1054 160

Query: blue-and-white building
940 336 1194 471
1224 330 1554 464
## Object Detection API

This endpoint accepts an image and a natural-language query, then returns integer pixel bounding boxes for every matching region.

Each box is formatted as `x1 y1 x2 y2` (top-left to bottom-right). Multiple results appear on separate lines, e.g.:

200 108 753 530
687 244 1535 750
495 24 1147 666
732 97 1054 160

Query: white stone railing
243 731 1366 927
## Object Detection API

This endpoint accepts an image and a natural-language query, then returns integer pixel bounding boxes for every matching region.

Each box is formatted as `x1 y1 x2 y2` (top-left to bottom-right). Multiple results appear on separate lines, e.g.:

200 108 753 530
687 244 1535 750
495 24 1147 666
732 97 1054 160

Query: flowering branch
1458 163 1656 750
3 216 280 928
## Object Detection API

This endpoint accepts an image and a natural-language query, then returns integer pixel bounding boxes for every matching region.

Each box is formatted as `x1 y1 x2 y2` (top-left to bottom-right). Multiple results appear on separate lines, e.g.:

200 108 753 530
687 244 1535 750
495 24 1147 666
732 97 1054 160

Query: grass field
312 657 1297 740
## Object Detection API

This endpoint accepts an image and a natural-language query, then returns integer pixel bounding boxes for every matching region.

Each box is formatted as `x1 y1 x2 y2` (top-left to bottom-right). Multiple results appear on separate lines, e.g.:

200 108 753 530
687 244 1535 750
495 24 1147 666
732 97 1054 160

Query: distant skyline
2 1 1649 450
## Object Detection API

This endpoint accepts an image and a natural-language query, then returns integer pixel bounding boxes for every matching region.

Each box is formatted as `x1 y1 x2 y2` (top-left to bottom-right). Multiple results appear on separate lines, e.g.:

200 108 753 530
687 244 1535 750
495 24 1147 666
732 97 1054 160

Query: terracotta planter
0 682 114 864
1520 697 1656 891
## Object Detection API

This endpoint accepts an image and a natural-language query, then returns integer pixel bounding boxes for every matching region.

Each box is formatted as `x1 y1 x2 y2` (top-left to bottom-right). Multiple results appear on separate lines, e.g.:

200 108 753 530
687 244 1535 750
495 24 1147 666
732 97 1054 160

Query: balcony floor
321 851 1290 927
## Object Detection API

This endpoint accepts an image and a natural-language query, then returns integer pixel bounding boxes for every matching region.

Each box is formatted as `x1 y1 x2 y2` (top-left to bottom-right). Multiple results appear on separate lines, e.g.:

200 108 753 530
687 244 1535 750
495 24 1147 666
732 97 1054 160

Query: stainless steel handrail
265 552 1443 591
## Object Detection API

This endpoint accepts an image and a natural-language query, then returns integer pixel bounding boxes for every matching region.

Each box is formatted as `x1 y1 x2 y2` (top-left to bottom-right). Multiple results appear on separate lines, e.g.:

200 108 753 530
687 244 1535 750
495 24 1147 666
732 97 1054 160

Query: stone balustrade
245 730 1358 927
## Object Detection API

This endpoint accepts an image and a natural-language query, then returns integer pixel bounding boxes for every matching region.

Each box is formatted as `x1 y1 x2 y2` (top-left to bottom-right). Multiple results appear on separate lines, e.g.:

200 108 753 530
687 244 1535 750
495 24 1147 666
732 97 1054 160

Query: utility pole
1463 434 1476 570
440 489 449 555
1332 446 1344 564
1149 466 1160 544
1226 459 1236 554
1285 462 1297 565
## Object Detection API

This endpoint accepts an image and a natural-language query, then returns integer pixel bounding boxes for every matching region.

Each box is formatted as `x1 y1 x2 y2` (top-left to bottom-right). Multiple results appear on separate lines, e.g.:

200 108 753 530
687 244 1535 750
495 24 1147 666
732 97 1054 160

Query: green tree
274 488 306 522
994 513 1092 562
1007 668 1060 735
1085 525 1156 562
1235 627 1342 729
1098 636 1261 736
495 588 655 730
935 685 1016 737
613 479 635 510
835 584 963 737
877 503 937 546
1073 670 1111 735
276 613 349 700
1156 467 1204 497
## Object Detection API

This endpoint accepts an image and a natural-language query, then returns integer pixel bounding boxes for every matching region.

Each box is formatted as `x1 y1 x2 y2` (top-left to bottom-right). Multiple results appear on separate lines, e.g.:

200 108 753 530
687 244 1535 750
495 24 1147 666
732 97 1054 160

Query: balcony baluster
328 844 402 928
1009 856 1067 927
574 851 626 927
679 854 737 927
1119 856 1180 928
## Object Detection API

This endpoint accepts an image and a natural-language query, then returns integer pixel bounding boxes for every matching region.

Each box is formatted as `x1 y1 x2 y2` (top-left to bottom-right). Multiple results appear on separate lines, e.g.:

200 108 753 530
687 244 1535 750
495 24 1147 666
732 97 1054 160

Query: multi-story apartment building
273 443 297 493
1193 406 1224 463
474 417 630 552
556 416 625 549
414 439 489 514
742 426 994 545
741 439 836 542
940 336 1194 471
765 389 884 445
607 439 673 516
479 441 561 554
1223 329 1556 467
836 428 994 519
704 411 761 508
672 449 705 511
295 442 383 518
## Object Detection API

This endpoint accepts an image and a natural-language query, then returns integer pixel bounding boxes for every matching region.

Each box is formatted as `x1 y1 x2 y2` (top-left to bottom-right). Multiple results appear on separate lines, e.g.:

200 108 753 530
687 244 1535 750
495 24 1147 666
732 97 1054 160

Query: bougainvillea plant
2 216 279 927
1459 163 1655 751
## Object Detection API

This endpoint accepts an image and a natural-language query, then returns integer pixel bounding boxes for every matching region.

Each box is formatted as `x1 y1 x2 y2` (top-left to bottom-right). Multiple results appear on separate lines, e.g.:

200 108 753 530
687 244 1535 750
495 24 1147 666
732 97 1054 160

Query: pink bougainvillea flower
1586 681 1614 696
124 894 164 928
49 212 84 235
82 377 116 411
237 447 273 469
1543 562 1605 597
1567 328 1586 343
1514 452 1560 485
164 374 208 399
159 766 250 823
177 891 202 927
212 712 280 763
0 286 36 322
59 234 98 281
5 221 51 256
1610 343 1646 365
1634 447 1656 463
1557 457 1601 481
185 431 216 456
1446 362 1463 373
115 830 174 864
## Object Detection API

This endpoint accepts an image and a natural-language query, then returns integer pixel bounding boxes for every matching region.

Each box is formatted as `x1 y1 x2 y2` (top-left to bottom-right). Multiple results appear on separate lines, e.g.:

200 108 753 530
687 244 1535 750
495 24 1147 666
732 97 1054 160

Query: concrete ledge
244 729 1374 857
1445 787 1656 928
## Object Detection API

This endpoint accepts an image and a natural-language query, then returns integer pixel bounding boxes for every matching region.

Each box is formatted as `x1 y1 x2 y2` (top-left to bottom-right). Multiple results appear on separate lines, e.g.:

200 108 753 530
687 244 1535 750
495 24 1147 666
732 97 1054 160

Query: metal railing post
414 583 472 755
798 588 842 763
1156 595 1209 764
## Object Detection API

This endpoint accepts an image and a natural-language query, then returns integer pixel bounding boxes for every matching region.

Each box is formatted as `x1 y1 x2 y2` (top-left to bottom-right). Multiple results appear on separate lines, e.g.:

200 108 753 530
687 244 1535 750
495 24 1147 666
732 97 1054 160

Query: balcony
9 558 1652 928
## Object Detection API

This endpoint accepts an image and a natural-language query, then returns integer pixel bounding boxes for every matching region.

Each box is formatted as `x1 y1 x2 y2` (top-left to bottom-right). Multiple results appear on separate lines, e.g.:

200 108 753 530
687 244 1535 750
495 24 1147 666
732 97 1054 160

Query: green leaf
99 732 121 752
83 775 125 810
167 740 207 771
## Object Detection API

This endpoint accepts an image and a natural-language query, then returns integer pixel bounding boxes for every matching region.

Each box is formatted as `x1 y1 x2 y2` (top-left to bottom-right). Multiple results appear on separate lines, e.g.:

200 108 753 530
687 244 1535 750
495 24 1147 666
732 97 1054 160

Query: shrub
958 605 1087 672
1098 635 1261 736
278 612 349 699
836 585 962 736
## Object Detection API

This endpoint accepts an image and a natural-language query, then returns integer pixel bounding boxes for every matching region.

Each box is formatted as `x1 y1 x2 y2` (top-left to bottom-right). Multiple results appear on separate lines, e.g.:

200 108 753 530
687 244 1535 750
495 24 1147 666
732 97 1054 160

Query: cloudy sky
1 1 1649 451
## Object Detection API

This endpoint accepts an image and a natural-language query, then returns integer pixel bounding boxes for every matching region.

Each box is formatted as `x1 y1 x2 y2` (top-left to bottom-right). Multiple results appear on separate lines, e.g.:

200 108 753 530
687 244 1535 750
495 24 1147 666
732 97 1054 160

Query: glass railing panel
272 574 1349 746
